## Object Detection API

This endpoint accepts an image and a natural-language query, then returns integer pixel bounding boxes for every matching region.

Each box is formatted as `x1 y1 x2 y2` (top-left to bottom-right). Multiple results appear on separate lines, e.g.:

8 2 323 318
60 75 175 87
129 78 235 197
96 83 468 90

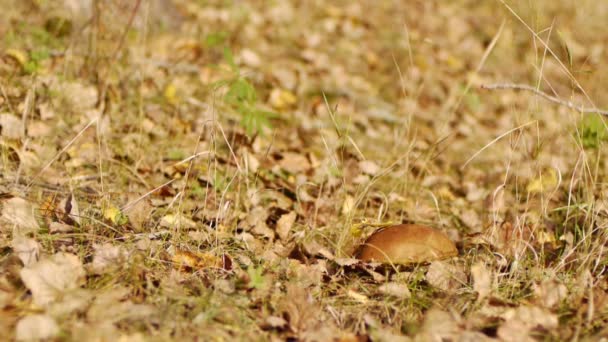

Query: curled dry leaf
356 224 458 264
20 252 85 306
1 197 40 234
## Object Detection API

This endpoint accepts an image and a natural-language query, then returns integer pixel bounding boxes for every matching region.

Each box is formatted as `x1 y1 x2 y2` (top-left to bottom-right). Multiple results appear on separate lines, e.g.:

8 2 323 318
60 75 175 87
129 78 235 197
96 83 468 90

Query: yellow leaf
5 48 28 67
103 205 128 225
172 250 222 270
346 289 369 304
342 195 355 216
527 168 558 193
269 88 297 110
163 82 179 105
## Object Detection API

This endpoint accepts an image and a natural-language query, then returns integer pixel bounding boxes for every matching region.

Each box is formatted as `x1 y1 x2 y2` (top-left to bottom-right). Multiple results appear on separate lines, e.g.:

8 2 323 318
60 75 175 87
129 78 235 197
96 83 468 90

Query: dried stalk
481 83 608 116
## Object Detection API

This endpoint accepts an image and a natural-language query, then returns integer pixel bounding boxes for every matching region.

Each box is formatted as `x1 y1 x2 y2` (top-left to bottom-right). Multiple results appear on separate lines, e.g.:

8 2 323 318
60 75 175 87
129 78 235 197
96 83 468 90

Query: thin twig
111 0 142 62
481 83 608 116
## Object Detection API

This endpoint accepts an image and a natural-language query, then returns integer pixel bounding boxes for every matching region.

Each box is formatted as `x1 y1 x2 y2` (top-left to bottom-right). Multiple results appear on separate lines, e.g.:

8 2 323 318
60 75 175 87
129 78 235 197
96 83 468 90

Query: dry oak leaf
20 252 85 306
357 224 458 264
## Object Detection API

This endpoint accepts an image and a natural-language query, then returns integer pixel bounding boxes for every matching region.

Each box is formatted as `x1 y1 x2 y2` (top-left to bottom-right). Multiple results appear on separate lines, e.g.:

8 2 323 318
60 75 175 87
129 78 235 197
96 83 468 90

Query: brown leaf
378 282 411 299
426 261 467 293
11 237 40 267
20 253 85 306
88 243 128 275
1 197 40 234
0 113 24 138
533 279 568 309
276 211 297 241
278 152 311 174
472 262 492 301
15 314 59 341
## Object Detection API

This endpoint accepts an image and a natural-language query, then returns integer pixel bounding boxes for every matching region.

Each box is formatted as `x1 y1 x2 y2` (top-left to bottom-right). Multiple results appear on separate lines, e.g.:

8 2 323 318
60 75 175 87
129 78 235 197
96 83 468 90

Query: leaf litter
1 0 608 340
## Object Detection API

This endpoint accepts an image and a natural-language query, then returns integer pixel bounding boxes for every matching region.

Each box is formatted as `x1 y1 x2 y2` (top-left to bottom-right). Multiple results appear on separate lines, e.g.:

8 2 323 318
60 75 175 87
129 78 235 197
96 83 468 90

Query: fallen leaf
276 211 296 241
240 48 261 68
342 195 355 216
159 213 196 229
0 113 24 139
1 197 40 234
358 160 380 176
49 221 74 233
11 236 40 267
57 81 98 111
278 152 310 174
346 289 369 304
15 314 59 341
20 252 85 306
102 205 128 225
472 261 492 301
526 167 558 194
87 286 155 324
172 249 224 270
378 282 411 299
533 279 568 309
269 88 297 110
263 315 288 330
426 260 467 292
88 243 128 275
497 306 558 342
5 48 28 68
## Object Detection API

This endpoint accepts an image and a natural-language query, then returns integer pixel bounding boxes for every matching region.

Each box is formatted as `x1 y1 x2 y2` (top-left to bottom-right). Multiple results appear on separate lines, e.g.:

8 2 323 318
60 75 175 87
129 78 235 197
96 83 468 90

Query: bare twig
111 0 142 62
481 83 608 116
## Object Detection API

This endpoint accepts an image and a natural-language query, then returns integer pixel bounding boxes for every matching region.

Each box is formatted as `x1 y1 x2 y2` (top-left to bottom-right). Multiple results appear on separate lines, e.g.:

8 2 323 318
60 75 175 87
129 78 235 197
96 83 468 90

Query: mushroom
356 224 458 264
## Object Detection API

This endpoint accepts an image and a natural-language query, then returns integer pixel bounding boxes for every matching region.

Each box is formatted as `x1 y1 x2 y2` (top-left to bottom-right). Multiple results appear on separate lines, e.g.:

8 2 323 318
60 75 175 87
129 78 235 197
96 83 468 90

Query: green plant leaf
579 113 608 149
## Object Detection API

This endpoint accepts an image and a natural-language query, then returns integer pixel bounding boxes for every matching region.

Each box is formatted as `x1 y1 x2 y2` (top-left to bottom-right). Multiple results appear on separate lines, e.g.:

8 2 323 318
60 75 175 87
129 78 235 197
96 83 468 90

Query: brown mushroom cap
356 224 458 264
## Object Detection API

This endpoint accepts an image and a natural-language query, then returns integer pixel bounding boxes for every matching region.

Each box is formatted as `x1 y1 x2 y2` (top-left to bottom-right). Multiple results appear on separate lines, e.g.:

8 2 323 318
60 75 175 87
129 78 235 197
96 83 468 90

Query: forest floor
2 1 608 341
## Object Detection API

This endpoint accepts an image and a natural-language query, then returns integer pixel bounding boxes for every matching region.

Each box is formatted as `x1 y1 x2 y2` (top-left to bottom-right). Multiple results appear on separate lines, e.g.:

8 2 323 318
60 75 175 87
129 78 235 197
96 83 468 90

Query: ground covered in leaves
2 0 608 341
